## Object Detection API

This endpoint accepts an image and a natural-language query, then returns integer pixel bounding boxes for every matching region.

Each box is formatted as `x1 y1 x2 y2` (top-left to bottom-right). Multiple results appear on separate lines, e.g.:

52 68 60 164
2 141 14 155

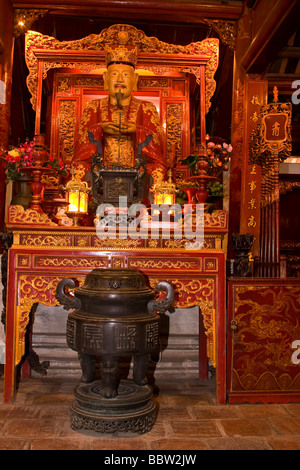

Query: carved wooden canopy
25 23 219 118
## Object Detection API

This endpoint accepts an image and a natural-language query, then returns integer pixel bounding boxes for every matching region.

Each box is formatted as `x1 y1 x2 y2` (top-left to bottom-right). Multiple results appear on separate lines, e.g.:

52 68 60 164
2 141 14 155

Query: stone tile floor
0 375 300 450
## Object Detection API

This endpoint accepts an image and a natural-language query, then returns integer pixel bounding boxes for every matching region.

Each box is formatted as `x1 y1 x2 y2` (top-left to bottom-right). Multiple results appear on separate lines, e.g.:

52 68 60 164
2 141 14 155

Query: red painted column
239 78 267 259
3 249 17 402
0 0 14 231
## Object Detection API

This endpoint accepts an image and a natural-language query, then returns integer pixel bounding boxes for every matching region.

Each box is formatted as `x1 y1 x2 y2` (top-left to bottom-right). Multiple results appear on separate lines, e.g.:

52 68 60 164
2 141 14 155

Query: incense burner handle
55 278 81 311
147 281 174 314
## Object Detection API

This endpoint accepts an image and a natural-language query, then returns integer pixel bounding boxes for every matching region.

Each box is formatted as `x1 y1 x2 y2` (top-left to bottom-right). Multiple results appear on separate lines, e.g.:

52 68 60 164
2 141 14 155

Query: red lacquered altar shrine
2 4 300 406
2 24 230 404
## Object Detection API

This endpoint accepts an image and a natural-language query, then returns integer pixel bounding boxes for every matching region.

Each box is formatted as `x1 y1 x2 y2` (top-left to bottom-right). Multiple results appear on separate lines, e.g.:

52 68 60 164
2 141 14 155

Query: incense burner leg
78 352 96 383
133 353 151 386
99 355 120 398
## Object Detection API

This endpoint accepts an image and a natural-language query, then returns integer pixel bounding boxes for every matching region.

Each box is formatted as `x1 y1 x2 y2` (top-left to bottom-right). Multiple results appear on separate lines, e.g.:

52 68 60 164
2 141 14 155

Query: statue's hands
120 123 136 133
102 122 120 134
102 122 136 134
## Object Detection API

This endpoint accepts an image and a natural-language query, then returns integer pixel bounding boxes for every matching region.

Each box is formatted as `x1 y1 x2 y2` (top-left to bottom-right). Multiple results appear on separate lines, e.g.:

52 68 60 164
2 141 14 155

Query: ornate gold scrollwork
204 210 228 228
15 276 60 365
8 205 56 226
232 285 300 391
166 103 183 167
58 100 77 163
15 275 86 365
93 237 142 249
149 277 216 366
35 256 108 268
249 94 292 207
279 181 300 194
14 9 48 37
128 259 199 270
20 234 71 247
203 19 237 50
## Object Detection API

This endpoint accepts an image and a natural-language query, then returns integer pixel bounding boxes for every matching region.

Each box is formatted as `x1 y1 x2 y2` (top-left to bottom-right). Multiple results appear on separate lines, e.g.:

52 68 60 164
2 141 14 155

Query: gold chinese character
250 164 257 175
248 198 257 210
251 95 261 106
250 112 259 123
272 121 280 136
247 215 256 228
248 180 257 193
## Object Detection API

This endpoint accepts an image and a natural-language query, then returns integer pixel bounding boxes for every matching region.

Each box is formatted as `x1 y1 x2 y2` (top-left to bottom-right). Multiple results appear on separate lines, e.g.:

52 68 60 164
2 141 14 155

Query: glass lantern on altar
152 168 176 206
66 167 90 226
150 168 177 221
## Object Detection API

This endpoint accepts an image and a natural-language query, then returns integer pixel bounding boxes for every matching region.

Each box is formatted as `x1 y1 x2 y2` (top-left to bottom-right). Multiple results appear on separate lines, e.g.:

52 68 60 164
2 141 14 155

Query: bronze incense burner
56 268 174 434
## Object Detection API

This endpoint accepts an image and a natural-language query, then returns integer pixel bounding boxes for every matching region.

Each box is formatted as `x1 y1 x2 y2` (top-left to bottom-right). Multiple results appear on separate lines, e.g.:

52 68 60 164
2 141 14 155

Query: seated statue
73 44 167 183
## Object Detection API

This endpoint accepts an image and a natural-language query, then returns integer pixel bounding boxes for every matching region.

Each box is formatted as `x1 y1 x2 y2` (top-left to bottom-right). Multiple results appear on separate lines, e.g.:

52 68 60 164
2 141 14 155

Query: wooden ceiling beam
242 0 300 74
11 0 243 23
277 47 300 59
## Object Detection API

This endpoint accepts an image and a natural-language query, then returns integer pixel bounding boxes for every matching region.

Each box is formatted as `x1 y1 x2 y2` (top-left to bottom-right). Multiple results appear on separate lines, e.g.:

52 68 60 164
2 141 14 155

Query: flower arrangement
205 135 232 178
179 136 232 179
0 140 69 183
0 140 35 183
44 154 69 178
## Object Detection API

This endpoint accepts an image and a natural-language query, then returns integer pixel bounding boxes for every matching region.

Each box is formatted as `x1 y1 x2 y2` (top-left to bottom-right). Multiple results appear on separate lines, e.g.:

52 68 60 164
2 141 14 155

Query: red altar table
3 206 227 404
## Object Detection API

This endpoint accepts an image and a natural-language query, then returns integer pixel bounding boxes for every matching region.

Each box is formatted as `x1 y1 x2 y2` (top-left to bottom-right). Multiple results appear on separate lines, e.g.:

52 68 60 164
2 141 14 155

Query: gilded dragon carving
232 285 300 392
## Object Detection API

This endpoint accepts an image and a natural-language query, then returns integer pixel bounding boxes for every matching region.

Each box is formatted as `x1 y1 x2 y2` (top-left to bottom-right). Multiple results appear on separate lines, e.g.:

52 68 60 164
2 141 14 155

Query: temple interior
0 0 300 451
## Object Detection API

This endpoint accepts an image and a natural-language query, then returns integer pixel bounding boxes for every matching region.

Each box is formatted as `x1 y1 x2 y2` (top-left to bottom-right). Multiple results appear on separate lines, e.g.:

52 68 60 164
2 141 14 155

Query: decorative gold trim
279 181 300 194
281 240 300 249
128 259 199 270
231 284 300 391
16 275 60 365
16 301 35 365
15 274 87 365
166 103 183 166
203 19 237 50
250 99 292 161
34 256 109 268
149 277 216 366
249 96 292 206
11 231 224 253
58 100 77 163
14 9 48 37
204 210 228 228
8 205 57 226
20 234 71 247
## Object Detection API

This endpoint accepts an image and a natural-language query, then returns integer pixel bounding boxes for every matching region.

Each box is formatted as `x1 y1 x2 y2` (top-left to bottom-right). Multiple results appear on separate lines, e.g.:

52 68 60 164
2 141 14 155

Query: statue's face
104 63 138 103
